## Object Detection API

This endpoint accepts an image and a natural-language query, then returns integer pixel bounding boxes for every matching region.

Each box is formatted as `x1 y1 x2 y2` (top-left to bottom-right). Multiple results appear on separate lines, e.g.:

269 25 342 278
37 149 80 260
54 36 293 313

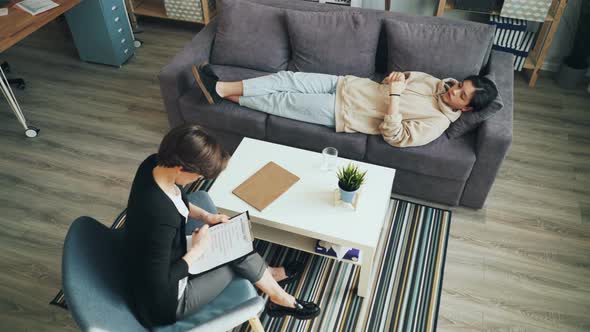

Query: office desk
0 0 80 137
0 0 80 52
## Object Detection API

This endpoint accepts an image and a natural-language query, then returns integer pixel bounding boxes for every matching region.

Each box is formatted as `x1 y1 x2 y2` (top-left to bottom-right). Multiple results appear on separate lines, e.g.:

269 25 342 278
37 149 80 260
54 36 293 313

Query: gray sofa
159 0 513 209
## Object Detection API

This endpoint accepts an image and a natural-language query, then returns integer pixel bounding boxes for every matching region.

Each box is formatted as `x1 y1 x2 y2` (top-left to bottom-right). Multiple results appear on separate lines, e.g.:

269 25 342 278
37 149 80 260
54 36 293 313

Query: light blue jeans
238 71 339 128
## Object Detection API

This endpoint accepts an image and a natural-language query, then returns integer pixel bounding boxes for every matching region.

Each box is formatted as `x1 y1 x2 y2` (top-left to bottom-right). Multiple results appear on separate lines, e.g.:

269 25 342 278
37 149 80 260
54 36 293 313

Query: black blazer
124 154 189 328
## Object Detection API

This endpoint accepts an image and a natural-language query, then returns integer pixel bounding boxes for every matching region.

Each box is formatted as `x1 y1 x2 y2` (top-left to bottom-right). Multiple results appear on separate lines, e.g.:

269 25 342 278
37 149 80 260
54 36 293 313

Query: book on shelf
315 240 361 262
15 0 59 15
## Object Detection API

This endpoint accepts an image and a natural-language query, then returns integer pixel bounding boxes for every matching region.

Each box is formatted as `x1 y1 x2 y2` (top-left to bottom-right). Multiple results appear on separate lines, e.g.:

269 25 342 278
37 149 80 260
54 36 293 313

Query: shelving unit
436 0 568 87
133 0 169 19
318 0 362 8
124 0 216 28
436 0 501 15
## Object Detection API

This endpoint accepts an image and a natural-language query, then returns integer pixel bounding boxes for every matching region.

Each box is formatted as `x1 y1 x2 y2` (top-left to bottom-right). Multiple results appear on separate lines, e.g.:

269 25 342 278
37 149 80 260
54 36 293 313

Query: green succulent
336 163 367 192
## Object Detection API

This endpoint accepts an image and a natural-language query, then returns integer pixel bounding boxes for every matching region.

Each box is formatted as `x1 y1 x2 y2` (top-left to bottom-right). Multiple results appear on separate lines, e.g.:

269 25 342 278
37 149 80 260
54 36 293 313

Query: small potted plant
336 163 367 204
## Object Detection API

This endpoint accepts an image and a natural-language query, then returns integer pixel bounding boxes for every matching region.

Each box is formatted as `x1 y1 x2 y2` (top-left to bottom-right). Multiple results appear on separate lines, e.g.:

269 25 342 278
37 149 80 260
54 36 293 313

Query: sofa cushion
384 19 495 80
211 0 289 73
392 169 466 206
208 64 273 82
178 87 267 139
266 116 367 161
446 73 504 138
366 132 477 180
286 10 381 77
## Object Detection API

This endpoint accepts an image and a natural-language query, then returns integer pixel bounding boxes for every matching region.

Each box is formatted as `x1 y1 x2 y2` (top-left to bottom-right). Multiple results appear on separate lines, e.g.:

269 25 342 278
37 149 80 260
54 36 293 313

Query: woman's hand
204 212 230 225
184 225 210 263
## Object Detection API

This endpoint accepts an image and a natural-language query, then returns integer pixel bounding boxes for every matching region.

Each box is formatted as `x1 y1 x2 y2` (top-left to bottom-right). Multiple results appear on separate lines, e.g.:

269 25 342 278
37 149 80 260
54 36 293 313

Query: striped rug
51 179 452 332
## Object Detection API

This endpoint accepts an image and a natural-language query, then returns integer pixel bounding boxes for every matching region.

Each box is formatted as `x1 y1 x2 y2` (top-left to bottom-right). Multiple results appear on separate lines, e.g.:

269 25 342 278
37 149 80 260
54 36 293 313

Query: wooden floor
1 20 589 332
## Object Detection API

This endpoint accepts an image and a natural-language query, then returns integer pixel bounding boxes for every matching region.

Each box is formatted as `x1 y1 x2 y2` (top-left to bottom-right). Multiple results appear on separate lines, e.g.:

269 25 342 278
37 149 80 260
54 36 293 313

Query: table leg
0 66 39 138
357 245 375 298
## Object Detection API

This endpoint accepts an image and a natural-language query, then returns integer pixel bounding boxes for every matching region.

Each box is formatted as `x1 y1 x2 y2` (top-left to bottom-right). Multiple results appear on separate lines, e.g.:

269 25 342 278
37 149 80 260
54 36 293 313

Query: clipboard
186 211 255 276
210 210 254 242
233 162 300 211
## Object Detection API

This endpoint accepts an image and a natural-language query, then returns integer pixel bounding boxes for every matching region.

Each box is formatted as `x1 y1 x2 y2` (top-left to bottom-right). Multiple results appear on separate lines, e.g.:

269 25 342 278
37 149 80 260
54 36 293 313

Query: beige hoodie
334 71 461 148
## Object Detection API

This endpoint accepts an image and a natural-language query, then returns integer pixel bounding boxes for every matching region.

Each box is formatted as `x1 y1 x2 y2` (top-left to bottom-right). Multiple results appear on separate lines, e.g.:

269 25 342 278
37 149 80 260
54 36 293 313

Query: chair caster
25 127 39 138
134 39 143 48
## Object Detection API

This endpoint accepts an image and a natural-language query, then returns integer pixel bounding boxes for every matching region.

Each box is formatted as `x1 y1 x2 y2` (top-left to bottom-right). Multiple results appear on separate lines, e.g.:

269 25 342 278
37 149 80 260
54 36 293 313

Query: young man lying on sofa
192 63 498 148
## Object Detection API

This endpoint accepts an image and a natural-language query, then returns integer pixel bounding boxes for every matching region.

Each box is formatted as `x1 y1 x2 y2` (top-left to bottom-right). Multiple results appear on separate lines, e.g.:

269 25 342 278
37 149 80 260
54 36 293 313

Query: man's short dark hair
157 124 229 179
464 75 498 112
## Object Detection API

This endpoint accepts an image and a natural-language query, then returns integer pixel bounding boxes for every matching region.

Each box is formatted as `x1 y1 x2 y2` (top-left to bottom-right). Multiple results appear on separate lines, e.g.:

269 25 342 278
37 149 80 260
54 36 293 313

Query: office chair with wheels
0 62 39 137
62 216 266 332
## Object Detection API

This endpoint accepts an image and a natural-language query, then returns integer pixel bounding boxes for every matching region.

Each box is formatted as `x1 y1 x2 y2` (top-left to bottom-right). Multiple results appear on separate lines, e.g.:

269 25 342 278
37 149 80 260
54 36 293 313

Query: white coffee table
208 138 395 297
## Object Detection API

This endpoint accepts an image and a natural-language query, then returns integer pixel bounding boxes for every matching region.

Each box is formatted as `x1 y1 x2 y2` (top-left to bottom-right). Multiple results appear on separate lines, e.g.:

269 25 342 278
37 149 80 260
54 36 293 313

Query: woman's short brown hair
157 124 230 179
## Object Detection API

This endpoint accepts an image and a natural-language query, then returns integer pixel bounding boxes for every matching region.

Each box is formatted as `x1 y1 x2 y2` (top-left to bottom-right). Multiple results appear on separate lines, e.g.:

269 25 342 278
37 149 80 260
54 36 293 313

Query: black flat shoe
277 261 305 287
191 62 221 104
266 299 321 320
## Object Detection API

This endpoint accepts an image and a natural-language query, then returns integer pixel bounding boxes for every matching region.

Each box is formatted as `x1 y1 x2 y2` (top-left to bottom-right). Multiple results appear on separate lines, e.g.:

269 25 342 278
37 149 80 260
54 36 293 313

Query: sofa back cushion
384 19 495 80
207 64 272 82
286 10 381 77
210 0 289 72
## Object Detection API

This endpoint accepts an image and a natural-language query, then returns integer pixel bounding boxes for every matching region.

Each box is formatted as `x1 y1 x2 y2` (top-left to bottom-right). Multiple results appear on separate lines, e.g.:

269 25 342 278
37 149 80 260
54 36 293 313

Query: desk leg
357 246 375 298
0 67 39 138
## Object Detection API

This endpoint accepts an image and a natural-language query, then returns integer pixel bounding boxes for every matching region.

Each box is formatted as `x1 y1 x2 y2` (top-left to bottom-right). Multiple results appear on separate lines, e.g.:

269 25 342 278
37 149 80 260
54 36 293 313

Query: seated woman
124 124 320 328
193 64 498 148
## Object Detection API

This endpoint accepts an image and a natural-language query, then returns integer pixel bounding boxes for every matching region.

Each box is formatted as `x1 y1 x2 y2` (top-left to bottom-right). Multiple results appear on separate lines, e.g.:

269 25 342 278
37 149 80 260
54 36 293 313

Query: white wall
361 0 581 72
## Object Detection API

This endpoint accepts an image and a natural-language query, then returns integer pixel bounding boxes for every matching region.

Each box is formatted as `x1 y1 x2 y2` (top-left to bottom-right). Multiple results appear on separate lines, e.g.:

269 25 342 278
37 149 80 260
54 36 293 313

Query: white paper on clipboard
186 211 254 275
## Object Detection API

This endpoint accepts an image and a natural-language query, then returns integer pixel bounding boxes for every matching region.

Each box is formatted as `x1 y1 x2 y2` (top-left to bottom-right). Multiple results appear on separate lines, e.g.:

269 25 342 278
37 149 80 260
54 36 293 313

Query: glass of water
321 147 338 171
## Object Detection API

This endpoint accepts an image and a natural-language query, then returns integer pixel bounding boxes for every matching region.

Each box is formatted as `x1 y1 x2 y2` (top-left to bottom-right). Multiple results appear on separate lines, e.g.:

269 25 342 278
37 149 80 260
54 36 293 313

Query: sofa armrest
460 50 514 208
159 19 218 127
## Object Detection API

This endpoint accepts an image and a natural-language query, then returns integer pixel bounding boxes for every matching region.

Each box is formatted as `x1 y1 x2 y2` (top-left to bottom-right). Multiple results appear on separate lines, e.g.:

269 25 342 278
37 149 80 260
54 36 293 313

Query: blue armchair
61 216 266 332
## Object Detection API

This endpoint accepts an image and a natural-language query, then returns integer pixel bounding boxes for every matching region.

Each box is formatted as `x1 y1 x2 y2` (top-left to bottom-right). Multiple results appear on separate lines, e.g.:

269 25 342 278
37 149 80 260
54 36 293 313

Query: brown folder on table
232 162 299 211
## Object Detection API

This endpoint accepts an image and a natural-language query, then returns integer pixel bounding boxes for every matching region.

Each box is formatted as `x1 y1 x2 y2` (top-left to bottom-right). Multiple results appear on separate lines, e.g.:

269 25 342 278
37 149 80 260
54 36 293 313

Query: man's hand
388 72 406 95
389 72 405 85
383 71 407 84
382 72 394 84
204 212 230 225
